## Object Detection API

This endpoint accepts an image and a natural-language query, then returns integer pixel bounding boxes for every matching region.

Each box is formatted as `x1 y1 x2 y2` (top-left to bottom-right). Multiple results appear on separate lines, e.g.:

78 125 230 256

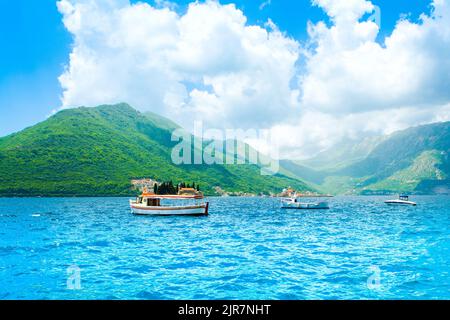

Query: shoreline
0 194 448 198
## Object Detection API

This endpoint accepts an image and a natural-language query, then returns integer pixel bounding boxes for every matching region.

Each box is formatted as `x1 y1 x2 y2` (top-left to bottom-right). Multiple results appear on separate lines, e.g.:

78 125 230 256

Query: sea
0 196 449 299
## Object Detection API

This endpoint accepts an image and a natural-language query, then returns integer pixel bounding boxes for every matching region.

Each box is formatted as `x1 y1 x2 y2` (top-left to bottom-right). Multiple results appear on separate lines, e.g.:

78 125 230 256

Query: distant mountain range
1 103 448 196
283 121 450 195
0 103 312 196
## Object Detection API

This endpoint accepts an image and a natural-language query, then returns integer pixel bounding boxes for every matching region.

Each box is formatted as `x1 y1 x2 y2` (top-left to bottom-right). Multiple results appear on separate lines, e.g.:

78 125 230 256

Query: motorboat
281 197 329 210
130 188 209 216
385 195 417 206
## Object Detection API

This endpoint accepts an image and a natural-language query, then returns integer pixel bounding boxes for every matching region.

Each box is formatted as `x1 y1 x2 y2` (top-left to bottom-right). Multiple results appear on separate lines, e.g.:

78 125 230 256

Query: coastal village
131 178 318 197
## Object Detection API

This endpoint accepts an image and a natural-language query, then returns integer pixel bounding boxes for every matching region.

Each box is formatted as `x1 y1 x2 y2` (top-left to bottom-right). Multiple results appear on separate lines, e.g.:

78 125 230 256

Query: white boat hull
130 202 209 216
282 201 329 210
385 200 417 206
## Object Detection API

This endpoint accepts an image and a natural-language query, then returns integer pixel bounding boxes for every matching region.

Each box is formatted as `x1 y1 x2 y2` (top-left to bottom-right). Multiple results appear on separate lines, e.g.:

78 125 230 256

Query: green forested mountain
0 103 312 196
1 103 448 196
337 121 450 194
296 136 385 171
285 121 450 195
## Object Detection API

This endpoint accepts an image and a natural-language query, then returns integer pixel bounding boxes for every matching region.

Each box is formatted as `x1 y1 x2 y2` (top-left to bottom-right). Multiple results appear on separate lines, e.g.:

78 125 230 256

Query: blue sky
0 0 434 137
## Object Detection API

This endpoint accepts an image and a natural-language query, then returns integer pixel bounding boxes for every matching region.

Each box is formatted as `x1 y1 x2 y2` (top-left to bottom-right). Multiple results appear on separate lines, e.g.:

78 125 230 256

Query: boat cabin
399 195 409 201
135 189 204 207
141 197 160 206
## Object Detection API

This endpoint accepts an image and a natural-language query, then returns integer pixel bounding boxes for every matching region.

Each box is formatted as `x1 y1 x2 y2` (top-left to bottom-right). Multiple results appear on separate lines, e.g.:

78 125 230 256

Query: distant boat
130 188 209 216
385 195 417 206
281 197 330 210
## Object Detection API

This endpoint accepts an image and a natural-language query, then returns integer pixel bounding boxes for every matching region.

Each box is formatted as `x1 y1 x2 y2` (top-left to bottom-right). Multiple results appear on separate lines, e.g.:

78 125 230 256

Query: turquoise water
0 196 449 300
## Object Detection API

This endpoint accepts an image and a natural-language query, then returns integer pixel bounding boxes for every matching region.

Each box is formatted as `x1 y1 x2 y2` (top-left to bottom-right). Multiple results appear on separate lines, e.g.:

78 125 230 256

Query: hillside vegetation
284 122 450 195
0 103 312 196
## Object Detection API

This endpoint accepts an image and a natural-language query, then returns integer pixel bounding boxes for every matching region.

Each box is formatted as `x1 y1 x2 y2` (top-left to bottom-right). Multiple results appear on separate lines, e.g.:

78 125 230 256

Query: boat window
146 198 160 206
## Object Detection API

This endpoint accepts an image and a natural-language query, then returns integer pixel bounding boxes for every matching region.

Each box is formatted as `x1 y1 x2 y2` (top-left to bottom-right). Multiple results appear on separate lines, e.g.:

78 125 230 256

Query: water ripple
0 196 449 299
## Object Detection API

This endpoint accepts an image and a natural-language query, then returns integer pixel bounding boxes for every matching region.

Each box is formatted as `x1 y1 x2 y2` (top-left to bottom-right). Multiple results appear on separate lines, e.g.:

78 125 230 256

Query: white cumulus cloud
302 0 450 114
288 0 450 158
57 0 450 159
57 0 300 131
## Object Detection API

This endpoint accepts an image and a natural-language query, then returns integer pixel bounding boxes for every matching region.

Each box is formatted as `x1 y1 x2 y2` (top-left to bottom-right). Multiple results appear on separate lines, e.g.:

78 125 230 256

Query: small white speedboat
281 197 329 210
385 195 417 206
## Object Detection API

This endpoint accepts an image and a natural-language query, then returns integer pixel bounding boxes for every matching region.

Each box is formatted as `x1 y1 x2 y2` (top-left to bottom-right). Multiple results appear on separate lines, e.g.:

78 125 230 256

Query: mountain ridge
283 121 450 195
1 103 448 196
0 103 313 196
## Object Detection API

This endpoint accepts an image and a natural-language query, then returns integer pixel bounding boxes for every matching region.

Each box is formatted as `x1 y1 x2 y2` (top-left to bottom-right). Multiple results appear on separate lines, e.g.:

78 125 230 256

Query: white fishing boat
385 195 417 206
130 188 209 216
281 197 330 210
